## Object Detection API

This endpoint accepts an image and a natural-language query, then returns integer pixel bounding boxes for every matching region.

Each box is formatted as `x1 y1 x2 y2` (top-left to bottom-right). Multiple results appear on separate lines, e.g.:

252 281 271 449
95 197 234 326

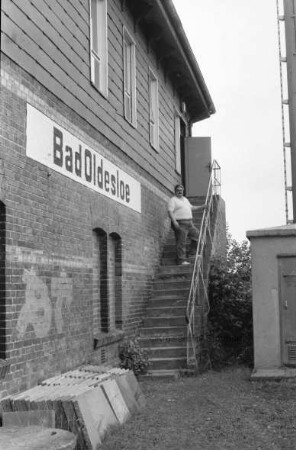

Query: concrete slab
101 379 130 424
115 374 140 414
125 371 146 409
2 410 55 428
115 372 141 414
73 387 119 448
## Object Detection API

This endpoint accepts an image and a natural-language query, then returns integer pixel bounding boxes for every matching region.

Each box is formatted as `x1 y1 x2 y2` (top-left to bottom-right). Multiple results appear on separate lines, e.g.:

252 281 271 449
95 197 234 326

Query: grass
100 366 296 450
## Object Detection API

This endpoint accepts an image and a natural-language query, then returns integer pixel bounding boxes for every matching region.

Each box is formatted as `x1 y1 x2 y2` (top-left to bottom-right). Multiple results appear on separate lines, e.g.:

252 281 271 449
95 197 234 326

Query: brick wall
0 0 211 397
0 52 173 396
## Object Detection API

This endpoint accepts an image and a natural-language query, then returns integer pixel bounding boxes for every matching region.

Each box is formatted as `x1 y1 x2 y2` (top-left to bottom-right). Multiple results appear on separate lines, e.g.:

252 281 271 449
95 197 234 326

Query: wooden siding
1 0 184 190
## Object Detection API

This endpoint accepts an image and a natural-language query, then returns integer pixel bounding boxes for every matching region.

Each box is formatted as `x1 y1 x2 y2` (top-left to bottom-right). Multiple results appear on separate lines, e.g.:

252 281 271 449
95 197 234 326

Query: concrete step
162 243 196 253
161 254 196 265
153 279 191 290
139 335 187 348
143 316 187 328
163 238 176 247
144 306 185 317
139 326 187 337
139 369 181 381
161 259 194 267
161 258 178 266
155 274 192 282
149 294 188 307
162 248 176 257
157 264 193 275
140 368 196 380
153 285 189 295
147 346 187 359
149 357 187 370
159 261 194 268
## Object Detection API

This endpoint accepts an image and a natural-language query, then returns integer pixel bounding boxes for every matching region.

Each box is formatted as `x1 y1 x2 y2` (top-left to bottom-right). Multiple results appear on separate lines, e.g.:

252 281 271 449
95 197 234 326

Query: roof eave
124 0 215 122
156 0 215 121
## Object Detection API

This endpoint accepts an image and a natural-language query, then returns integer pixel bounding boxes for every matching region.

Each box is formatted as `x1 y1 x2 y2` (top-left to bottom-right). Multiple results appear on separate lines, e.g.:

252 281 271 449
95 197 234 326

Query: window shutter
175 116 181 173
149 69 159 151
123 27 136 127
124 91 132 123
90 54 95 84
89 0 108 96
91 54 101 88
150 121 155 147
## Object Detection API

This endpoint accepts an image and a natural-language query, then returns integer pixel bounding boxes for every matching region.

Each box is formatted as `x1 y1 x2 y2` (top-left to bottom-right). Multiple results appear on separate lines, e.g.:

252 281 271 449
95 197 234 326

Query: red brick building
0 0 215 395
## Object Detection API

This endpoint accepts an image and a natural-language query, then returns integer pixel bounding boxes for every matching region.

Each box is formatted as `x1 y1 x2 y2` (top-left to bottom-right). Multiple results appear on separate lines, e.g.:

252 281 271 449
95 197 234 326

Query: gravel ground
100 366 296 450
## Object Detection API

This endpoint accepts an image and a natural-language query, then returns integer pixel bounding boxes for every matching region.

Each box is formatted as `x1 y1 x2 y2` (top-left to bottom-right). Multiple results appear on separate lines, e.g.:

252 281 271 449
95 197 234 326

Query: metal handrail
186 160 221 368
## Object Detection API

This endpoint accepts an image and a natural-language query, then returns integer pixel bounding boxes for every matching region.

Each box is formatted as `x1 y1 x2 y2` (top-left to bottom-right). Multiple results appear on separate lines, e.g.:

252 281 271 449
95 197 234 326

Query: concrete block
0 426 76 450
2 410 55 428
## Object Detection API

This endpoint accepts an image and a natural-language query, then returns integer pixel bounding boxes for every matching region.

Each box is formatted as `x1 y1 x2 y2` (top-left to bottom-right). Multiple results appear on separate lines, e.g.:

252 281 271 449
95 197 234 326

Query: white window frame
175 115 181 174
123 26 137 127
89 0 108 98
149 68 159 151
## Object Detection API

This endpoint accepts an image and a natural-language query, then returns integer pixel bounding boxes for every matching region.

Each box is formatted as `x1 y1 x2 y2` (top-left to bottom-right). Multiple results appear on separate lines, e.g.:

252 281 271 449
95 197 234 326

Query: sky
173 0 287 241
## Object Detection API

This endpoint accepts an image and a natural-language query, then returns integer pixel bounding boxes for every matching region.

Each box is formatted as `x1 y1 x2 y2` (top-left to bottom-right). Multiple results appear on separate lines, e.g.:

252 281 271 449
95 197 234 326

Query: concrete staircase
139 199 206 379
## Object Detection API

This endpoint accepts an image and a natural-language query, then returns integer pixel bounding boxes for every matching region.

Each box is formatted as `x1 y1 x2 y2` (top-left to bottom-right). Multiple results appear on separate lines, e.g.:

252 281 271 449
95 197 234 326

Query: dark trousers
173 220 199 264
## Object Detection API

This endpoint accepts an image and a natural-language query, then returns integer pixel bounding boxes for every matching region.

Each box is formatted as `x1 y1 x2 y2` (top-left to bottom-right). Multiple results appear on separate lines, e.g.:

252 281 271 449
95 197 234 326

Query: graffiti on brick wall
51 271 73 334
17 269 52 338
16 268 73 338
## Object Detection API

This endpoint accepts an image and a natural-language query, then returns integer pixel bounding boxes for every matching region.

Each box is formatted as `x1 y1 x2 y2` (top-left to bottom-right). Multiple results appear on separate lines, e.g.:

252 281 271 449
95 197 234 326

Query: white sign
26 104 141 213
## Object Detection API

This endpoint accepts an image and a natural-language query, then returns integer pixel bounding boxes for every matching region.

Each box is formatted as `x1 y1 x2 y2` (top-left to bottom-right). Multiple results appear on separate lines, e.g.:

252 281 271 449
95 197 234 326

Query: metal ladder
186 160 221 368
276 0 294 224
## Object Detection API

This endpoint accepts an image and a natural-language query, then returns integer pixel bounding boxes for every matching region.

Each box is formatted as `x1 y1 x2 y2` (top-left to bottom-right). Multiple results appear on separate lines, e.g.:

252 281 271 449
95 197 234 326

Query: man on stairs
168 184 206 265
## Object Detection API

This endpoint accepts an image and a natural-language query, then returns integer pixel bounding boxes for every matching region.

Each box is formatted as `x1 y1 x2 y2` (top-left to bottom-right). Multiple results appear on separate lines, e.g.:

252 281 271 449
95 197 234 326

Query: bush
118 336 149 376
207 235 253 368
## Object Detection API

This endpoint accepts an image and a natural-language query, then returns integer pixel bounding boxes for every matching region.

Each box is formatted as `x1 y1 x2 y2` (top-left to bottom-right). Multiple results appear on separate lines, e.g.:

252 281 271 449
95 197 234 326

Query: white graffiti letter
51 271 73 333
17 269 52 338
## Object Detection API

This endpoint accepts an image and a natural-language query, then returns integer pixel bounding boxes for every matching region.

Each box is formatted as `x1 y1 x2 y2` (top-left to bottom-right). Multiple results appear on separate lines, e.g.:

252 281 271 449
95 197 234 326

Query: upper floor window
90 0 108 97
123 27 137 127
149 68 159 151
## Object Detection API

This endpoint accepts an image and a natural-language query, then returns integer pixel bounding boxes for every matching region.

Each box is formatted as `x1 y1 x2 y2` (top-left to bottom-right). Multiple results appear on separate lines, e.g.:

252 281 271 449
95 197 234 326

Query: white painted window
123 27 137 127
175 115 181 174
90 0 108 97
149 68 159 151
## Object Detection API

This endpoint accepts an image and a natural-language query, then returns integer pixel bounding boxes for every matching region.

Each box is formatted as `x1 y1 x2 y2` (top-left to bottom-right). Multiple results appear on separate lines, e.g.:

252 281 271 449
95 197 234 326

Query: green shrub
118 336 149 376
207 235 253 368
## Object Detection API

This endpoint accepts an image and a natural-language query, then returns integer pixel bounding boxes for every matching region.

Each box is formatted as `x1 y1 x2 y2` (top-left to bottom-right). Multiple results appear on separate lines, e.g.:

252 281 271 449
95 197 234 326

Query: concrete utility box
247 224 296 379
